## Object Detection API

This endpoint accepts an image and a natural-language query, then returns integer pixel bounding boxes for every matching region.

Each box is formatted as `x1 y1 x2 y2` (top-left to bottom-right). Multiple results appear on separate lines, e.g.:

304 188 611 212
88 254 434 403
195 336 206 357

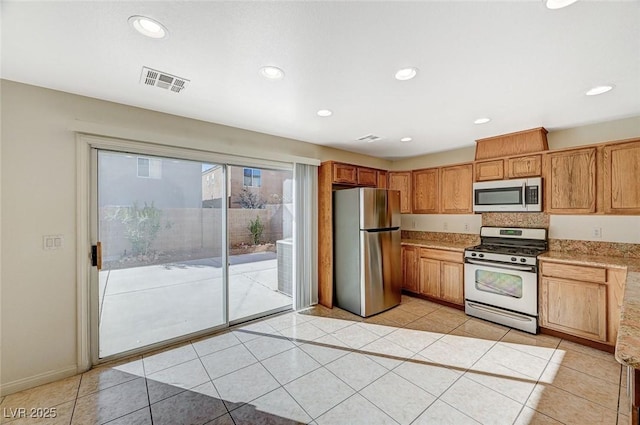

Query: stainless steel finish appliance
473 177 542 212
464 226 547 334
333 188 402 317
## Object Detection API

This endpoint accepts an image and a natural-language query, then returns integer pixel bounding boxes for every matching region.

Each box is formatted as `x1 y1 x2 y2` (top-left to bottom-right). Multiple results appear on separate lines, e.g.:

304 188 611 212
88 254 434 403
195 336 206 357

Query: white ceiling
2 1 639 160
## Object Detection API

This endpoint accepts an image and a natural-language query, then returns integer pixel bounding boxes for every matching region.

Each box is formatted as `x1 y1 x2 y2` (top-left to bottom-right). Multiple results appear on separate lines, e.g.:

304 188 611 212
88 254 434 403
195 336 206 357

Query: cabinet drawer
419 248 463 263
541 262 606 283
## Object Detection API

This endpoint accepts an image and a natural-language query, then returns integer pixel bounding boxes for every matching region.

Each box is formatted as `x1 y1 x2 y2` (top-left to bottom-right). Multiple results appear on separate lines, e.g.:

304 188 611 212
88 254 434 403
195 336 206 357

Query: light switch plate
43 235 64 250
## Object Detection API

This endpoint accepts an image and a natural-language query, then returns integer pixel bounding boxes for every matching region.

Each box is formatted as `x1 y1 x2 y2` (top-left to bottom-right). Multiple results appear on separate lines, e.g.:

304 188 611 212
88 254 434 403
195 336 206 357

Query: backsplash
401 230 479 246
482 212 549 229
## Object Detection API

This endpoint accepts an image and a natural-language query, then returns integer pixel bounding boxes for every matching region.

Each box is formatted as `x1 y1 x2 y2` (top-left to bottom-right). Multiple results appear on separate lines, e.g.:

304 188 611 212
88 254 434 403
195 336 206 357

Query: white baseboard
0 365 78 397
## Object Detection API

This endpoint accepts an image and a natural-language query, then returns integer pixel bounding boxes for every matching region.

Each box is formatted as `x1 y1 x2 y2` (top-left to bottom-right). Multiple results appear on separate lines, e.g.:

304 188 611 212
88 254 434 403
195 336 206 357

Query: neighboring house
202 165 291 208
99 151 203 208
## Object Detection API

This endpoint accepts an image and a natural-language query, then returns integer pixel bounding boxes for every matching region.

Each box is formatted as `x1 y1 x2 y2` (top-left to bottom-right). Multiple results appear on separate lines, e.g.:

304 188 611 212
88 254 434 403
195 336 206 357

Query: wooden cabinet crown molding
475 127 548 160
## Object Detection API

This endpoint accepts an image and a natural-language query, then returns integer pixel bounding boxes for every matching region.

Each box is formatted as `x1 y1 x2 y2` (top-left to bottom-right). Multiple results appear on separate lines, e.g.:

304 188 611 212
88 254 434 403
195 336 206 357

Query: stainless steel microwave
472 177 542 212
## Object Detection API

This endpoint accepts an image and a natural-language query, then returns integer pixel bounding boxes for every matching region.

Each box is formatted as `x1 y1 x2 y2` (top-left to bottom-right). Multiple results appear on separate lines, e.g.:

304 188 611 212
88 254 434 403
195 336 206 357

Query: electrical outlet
592 227 602 239
443 222 448 231
464 223 470 232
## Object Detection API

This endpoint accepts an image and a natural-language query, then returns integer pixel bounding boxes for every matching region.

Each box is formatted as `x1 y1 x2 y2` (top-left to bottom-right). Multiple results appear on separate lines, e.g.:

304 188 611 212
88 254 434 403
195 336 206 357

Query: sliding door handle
91 242 102 270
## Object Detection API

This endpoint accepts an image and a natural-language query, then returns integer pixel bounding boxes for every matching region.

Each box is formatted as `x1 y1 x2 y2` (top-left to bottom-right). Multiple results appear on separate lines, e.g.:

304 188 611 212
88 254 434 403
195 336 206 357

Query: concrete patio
98 252 292 358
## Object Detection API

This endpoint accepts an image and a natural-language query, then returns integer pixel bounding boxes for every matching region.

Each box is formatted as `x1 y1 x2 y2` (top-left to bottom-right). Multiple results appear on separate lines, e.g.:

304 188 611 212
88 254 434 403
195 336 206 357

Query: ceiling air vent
140 67 189 93
357 134 383 143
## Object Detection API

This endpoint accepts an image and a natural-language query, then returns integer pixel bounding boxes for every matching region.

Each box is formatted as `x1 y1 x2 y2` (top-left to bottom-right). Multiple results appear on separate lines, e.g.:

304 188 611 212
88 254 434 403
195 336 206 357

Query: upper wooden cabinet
412 168 439 213
544 147 596 214
603 140 640 214
332 162 357 184
507 155 542 178
475 160 504 182
327 162 380 187
377 170 388 189
440 164 473 214
357 167 378 187
388 171 412 213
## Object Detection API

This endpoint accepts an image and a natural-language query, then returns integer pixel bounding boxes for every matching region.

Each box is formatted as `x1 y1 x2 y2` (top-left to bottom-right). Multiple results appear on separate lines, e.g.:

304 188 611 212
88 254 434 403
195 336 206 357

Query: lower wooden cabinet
401 245 419 293
539 260 626 345
540 276 607 342
403 246 464 306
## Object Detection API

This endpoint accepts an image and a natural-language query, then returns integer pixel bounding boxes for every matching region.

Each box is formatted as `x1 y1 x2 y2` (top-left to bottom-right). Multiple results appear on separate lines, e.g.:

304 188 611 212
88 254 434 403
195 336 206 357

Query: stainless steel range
464 226 547 334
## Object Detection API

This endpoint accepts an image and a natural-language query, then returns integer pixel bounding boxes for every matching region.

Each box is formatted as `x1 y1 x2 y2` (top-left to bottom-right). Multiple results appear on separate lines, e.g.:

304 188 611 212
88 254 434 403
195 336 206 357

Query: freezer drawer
334 229 401 317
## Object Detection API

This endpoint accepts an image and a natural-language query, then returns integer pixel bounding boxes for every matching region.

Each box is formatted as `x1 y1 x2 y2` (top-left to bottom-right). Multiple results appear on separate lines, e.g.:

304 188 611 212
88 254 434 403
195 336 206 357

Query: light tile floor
0 295 629 425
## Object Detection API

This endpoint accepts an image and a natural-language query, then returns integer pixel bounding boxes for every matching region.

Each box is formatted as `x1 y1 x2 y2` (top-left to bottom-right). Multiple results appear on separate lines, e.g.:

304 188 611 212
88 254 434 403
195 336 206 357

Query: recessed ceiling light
585 85 614 96
400 137 413 143
317 109 333 117
545 0 579 10
474 117 491 125
128 16 168 39
395 67 418 81
259 66 285 80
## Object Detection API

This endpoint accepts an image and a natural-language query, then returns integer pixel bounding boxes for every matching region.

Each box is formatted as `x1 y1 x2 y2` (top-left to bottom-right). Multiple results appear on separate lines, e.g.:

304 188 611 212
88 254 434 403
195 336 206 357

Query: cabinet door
377 170 388 189
440 164 473 214
474 160 504 182
507 155 542 178
540 277 607 342
603 140 640 214
544 148 596 213
402 246 419 293
412 168 439 213
440 262 464 305
332 163 357 185
419 258 440 298
357 167 378 187
388 172 412 213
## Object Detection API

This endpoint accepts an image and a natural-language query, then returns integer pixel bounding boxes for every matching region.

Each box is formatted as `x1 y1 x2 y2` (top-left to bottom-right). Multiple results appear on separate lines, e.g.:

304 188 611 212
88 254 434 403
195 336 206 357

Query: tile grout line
67 374 83 425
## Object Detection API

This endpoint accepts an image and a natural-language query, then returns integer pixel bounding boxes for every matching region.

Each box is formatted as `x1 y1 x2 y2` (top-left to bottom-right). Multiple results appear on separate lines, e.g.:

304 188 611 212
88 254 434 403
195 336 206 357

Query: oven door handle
466 258 534 272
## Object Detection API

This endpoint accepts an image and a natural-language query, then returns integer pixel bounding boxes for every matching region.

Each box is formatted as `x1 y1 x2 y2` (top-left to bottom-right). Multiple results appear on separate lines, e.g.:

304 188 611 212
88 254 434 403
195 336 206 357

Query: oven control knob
511 257 517 262
478 253 484 258
520 258 527 263
471 253 477 257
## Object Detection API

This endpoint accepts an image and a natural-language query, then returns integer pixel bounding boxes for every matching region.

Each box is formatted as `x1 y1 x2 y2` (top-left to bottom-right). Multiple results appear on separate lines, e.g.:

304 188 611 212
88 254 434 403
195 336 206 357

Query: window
243 168 261 187
137 157 162 179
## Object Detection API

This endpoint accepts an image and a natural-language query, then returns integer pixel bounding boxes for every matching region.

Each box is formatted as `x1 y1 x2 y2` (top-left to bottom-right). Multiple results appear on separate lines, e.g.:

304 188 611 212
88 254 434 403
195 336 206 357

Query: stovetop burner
465 226 548 266
467 244 545 257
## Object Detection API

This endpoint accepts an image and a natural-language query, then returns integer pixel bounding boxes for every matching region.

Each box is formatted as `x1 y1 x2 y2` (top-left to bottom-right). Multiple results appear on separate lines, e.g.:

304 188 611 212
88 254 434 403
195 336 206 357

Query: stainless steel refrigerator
333 188 402 317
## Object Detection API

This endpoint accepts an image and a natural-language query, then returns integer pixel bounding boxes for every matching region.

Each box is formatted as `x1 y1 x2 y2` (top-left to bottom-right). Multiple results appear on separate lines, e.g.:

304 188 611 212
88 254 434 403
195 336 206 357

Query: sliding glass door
94 150 227 359
226 166 294 323
91 148 296 361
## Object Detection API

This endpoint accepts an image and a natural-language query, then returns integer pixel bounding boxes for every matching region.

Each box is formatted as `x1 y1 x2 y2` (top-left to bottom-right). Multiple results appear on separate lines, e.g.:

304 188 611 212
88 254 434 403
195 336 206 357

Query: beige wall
0 80 386 395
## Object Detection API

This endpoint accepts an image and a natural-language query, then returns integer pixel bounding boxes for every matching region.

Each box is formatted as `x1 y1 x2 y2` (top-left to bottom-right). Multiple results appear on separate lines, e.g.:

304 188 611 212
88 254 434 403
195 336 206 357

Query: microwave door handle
522 181 527 208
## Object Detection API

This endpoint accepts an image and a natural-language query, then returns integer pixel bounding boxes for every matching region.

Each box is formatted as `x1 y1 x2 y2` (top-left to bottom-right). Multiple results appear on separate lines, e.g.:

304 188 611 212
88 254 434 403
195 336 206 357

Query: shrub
248 215 265 245
109 201 164 256
238 188 265 209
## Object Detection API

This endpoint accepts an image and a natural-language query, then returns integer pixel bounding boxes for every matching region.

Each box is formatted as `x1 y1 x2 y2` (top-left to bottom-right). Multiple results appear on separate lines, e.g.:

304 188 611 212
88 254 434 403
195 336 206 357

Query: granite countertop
538 251 640 272
401 239 471 252
616 271 640 368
